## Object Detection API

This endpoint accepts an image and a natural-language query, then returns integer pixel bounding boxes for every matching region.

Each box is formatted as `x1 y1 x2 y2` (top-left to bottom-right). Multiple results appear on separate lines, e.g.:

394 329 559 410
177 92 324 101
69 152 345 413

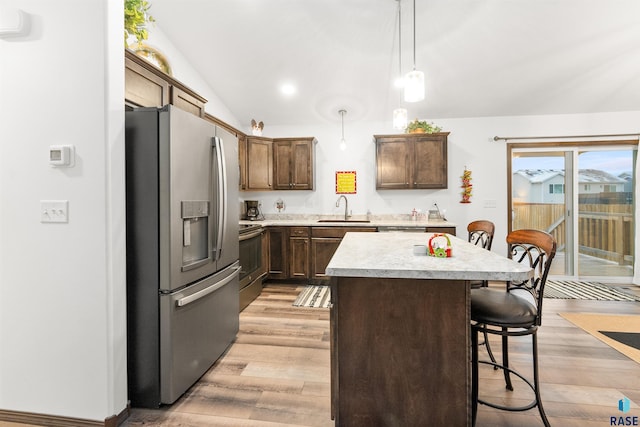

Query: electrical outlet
41 200 68 223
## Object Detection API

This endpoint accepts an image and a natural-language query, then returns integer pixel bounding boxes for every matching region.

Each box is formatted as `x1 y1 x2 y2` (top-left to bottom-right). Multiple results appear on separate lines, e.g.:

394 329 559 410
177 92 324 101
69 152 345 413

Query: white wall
243 112 640 256
141 28 240 128
0 0 127 421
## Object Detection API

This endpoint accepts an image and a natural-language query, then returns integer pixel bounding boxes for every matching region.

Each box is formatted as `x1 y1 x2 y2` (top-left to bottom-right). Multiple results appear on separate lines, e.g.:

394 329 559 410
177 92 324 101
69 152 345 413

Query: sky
513 149 635 176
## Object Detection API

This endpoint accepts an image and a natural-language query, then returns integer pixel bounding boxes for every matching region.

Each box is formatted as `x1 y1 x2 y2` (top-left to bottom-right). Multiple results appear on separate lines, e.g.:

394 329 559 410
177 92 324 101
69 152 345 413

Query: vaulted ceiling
149 0 640 127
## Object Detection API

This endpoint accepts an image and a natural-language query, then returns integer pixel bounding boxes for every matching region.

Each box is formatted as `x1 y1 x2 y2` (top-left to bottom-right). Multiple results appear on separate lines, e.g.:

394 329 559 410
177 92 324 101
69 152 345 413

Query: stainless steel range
239 223 266 310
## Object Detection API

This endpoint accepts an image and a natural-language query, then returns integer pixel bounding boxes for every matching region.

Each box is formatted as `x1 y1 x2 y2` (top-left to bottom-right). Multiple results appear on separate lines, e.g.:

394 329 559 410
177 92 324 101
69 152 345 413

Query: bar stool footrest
477 360 538 412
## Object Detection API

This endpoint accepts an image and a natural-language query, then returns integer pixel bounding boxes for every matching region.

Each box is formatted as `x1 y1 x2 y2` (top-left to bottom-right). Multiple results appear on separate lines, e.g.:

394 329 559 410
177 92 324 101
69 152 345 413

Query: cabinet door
247 137 273 190
267 228 288 279
125 56 170 108
170 86 206 118
291 140 313 189
413 136 448 189
289 237 310 278
273 139 315 190
311 227 376 280
311 237 342 279
376 139 412 189
289 227 310 278
273 141 292 190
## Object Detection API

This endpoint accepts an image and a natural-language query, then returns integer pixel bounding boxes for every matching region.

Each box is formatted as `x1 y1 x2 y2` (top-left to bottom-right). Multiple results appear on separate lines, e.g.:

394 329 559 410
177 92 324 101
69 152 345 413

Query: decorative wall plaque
335 171 357 194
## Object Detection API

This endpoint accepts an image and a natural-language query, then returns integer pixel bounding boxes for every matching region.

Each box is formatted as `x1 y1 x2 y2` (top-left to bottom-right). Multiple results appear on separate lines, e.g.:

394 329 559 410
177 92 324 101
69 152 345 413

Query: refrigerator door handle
213 136 227 260
176 266 240 307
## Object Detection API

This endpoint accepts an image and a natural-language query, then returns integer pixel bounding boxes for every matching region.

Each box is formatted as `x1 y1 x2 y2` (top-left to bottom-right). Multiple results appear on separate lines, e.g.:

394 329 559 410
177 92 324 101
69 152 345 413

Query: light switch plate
41 200 68 223
483 199 497 208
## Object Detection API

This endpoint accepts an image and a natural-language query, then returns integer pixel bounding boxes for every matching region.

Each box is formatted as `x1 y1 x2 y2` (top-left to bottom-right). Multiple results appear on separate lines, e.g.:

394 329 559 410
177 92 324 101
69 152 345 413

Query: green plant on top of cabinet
375 132 449 189
273 138 316 190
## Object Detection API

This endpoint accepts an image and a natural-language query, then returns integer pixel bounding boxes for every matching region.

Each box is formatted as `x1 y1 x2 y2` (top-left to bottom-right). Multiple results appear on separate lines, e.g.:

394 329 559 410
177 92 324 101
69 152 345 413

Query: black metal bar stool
471 229 556 427
467 220 497 365
467 220 495 286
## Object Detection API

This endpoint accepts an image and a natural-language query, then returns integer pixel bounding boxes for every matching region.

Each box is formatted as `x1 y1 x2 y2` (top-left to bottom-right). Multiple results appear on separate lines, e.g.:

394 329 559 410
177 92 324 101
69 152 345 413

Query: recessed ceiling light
280 83 297 96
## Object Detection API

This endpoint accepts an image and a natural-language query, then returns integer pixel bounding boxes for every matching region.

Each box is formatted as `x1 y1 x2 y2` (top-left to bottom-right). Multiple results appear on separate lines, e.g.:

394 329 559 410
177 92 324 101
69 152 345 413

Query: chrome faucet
336 195 350 220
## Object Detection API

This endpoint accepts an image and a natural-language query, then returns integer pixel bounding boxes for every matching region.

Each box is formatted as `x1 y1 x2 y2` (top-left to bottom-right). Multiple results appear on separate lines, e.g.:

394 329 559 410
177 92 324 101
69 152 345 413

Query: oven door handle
239 228 264 241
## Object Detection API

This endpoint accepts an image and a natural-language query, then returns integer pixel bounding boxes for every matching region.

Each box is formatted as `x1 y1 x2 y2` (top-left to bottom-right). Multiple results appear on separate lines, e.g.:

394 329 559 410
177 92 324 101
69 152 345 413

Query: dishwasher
377 226 427 232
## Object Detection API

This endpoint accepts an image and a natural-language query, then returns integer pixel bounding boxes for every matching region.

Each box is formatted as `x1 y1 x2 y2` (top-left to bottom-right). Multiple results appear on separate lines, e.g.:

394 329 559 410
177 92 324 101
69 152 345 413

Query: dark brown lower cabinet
267 227 288 279
311 227 377 281
289 227 310 278
330 276 470 426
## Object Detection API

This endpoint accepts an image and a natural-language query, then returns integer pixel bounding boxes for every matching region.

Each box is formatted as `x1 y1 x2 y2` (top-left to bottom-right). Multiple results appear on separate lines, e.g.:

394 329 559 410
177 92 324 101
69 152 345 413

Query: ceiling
149 0 640 127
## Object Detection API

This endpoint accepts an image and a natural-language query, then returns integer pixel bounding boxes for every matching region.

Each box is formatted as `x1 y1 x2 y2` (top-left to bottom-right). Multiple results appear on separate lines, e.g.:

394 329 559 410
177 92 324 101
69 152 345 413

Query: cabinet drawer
289 227 309 237
312 227 377 238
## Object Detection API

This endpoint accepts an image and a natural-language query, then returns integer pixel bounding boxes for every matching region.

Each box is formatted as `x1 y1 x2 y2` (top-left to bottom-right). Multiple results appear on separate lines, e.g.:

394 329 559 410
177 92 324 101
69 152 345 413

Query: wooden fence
513 203 633 265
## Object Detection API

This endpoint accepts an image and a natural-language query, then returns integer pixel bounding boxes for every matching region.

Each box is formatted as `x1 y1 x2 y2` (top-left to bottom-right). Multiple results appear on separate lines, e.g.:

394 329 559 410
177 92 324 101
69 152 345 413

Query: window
603 184 617 192
584 184 591 191
549 184 565 194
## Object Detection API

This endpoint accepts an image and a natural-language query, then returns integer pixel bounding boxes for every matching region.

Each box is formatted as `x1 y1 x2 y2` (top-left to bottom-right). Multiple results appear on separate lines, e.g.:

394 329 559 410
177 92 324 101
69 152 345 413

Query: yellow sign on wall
336 171 357 194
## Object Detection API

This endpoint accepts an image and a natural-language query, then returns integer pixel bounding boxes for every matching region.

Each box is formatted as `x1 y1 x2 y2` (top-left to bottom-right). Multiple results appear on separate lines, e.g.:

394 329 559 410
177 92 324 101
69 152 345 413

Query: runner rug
545 280 640 301
292 285 331 308
559 312 640 364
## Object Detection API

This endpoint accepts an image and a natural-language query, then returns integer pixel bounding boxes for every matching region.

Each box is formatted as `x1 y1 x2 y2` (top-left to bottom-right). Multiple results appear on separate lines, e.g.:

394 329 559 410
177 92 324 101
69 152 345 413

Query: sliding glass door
576 149 634 278
511 151 571 276
509 142 636 281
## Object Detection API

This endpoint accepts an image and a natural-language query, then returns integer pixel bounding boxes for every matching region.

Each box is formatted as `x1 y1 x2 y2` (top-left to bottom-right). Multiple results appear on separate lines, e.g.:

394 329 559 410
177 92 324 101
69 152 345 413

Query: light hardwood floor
124 283 640 427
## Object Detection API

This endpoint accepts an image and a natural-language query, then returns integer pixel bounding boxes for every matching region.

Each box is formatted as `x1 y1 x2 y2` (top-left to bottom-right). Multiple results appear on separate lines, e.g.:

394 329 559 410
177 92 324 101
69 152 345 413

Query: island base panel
331 277 470 426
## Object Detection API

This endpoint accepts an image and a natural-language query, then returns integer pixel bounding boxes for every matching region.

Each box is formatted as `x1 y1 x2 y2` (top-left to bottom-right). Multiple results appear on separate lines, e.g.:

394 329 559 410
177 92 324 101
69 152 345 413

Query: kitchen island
326 232 532 427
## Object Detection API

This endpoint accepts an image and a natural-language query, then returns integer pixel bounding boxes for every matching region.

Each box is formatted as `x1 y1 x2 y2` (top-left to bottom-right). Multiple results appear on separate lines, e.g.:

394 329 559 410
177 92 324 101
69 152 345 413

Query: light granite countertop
239 216 456 229
326 231 532 282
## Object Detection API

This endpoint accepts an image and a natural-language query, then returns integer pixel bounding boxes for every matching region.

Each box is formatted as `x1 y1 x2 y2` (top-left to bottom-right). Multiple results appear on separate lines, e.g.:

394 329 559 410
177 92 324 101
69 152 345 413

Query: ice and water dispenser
181 200 210 270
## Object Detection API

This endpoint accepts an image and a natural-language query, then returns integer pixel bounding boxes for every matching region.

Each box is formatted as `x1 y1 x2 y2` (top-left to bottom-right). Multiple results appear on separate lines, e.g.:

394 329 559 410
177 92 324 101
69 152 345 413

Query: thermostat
49 145 74 167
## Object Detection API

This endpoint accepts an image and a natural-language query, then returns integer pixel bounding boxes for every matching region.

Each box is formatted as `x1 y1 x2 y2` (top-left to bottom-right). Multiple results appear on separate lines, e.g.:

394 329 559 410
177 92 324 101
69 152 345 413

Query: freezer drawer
159 262 240 404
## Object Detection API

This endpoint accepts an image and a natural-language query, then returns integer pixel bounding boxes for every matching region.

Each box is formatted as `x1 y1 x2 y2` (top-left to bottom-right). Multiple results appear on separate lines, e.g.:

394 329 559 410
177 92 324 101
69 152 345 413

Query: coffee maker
245 200 263 221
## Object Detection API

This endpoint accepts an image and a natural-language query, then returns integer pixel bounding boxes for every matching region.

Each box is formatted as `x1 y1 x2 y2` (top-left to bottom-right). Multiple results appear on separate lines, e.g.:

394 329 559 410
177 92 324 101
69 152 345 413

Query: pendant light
404 0 424 102
393 108 408 130
339 109 347 151
393 0 408 130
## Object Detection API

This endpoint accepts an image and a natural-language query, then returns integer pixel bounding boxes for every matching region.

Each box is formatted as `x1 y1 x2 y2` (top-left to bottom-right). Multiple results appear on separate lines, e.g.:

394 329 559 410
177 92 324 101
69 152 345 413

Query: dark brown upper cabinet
375 132 449 189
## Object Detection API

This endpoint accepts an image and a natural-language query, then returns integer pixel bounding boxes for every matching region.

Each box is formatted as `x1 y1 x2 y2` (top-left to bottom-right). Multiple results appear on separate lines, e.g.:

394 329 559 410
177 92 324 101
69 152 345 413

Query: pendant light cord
398 0 402 76
412 0 416 71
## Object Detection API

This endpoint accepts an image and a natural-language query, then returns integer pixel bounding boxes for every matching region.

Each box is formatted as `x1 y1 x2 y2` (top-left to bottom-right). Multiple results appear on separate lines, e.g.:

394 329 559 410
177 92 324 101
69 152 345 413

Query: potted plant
405 119 442 134
124 0 155 47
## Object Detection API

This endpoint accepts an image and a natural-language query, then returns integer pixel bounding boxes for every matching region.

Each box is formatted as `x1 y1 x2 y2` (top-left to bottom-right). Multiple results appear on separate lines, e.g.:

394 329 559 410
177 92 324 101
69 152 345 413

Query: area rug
545 280 640 301
292 285 331 308
559 312 640 364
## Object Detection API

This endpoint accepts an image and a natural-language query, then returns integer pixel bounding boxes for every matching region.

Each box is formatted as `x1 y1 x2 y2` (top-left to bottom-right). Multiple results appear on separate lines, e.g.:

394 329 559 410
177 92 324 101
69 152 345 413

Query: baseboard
0 403 130 427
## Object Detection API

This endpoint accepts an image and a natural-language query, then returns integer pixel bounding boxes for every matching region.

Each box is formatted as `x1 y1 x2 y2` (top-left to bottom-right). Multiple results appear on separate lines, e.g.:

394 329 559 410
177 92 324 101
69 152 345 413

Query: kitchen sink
317 219 371 223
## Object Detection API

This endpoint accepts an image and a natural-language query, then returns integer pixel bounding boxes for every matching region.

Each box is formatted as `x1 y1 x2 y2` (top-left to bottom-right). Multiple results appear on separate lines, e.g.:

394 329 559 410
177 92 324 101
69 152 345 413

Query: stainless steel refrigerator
125 105 240 407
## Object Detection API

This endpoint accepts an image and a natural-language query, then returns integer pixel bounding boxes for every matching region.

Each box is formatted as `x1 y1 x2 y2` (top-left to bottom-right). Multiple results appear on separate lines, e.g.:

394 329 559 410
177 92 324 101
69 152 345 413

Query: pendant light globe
393 108 408 130
404 70 425 102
